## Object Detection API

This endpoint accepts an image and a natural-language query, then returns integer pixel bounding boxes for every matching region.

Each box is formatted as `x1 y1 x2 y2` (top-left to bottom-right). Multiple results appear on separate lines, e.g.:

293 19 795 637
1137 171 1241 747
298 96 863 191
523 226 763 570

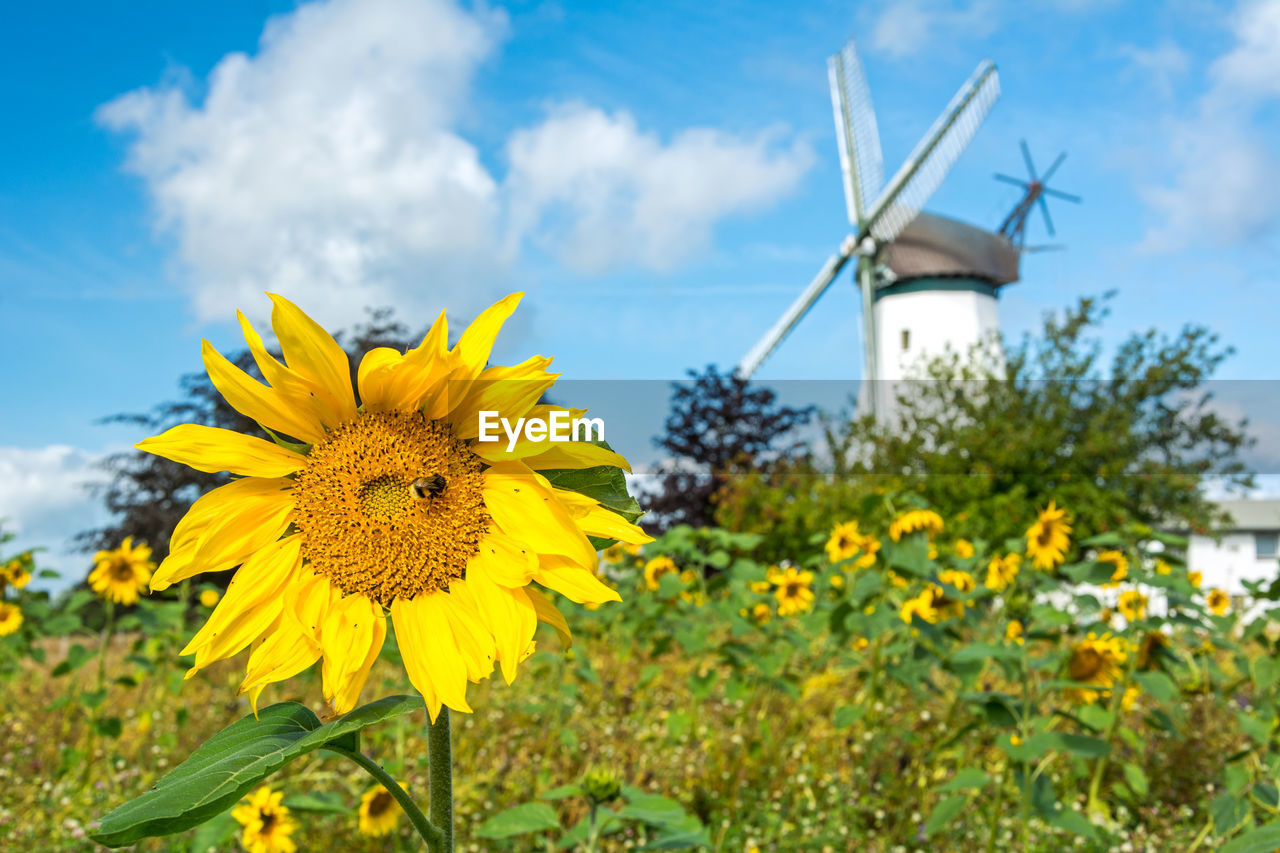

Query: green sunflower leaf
90 695 422 847
475 801 561 839
541 443 643 529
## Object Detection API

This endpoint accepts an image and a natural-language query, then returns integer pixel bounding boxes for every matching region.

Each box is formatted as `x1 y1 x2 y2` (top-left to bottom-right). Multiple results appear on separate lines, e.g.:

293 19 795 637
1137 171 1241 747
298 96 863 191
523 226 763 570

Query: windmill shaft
858 255 878 418
738 243 855 377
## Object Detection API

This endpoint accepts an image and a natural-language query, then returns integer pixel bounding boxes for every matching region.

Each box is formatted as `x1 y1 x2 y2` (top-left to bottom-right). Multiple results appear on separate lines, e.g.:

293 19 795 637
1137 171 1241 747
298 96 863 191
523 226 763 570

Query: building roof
1217 499 1280 531
883 211 1022 286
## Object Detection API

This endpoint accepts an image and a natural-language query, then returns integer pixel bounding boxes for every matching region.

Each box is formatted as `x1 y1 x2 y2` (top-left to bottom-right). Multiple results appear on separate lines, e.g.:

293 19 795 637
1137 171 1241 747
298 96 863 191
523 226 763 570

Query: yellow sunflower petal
524 586 573 649
181 536 303 670
375 309 455 415
202 340 327 444
471 436 631 472
152 477 295 590
482 464 596 567
240 615 322 715
437 581 498 682
356 347 406 412
552 489 652 544
136 424 308 478
237 310 333 419
467 532 538 587
284 570 340 647
190 484 295 573
451 293 522 380
465 563 537 685
392 593 472 718
448 357 559 440
267 293 357 424
535 555 622 605
319 594 384 714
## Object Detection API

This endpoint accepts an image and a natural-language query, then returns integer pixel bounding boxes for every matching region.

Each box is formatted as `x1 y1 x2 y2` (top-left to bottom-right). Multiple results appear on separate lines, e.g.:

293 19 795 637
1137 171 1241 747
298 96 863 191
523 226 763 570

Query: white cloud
1211 0 1280 99
504 104 813 274
868 0 997 59
98 0 814 328
1139 0 1280 251
0 446 109 590
97 0 508 330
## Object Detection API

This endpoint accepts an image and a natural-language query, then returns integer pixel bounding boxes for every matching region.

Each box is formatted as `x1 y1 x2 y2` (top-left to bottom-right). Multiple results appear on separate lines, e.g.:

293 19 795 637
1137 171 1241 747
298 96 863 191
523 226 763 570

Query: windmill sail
829 42 883 226
738 240 856 377
864 60 1000 244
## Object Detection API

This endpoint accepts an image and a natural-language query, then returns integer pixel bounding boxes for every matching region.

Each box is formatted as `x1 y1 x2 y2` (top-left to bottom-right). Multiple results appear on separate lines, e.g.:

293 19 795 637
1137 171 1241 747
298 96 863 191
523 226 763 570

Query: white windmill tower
738 40 1014 419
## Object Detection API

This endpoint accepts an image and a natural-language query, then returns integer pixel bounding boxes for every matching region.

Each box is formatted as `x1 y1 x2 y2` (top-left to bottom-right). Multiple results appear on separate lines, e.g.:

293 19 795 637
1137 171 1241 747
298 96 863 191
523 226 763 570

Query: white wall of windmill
861 280 1006 426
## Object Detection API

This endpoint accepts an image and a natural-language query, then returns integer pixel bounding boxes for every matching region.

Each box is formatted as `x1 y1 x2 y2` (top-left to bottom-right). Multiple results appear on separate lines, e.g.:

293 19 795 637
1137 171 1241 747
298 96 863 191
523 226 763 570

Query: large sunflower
1064 632 1128 705
137 293 650 719
1025 502 1071 570
88 537 154 605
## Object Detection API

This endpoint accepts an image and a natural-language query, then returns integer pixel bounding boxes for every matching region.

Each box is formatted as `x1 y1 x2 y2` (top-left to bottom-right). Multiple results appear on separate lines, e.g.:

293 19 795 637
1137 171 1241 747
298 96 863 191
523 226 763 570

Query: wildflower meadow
0 290 1277 853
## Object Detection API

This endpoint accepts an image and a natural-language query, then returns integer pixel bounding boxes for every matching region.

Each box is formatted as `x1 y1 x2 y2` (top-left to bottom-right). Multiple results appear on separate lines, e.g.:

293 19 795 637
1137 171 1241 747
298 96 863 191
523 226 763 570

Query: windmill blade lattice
867 59 1000 244
829 42 884 225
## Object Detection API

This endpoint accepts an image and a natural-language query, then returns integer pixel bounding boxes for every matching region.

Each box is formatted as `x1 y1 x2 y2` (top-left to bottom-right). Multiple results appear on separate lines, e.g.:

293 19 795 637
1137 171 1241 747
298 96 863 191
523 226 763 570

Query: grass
0 618 1236 852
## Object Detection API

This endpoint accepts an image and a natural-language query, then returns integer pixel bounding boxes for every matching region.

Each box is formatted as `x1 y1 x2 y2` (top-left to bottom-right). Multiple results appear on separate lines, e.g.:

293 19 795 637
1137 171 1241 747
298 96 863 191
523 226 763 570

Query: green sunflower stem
339 747 443 850
428 707 454 852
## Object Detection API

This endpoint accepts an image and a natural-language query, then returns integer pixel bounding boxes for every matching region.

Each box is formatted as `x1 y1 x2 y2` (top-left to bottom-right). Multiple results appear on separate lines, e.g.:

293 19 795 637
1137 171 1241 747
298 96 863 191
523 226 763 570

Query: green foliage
717 294 1253 557
91 696 422 847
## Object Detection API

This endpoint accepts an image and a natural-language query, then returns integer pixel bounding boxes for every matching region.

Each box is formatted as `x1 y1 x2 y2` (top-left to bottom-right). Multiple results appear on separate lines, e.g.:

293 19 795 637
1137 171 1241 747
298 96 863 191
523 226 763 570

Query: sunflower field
3 294 1280 853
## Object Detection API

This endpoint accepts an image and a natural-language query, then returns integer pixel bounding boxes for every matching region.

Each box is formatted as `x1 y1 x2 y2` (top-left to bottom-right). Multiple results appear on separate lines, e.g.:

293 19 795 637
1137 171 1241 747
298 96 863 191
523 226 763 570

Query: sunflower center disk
292 410 489 606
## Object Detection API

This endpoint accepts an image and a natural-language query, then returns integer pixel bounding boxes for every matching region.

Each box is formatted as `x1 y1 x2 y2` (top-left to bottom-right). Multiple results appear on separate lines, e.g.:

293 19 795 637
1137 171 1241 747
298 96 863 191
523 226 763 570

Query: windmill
737 40 1005 419
995 140 1081 249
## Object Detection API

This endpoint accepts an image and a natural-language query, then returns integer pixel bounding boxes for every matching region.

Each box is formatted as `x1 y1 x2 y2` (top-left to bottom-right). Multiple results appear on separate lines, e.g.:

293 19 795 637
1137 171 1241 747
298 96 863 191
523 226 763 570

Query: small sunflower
772 567 815 616
1207 588 1230 616
231 785 296 853
824 521 880 568
1064 632 1128 705
2 559 30 589
643 556 678 591
88 537 154 605
1025 502 1071 570
1154 560 1172 575
744 601 772 625
954 539 975 559
1005 619 1024 645
825 521 862 563
1117 589 1147 622
1097 550 1128 588
889 509 944 542
136 293 649 719
358 783 403 837
900 589 939 624
0 602 22 636
852 636 869 652
199 589 220 608
984 553 1021 592
1121 684 1141 712
1188 570 1203 589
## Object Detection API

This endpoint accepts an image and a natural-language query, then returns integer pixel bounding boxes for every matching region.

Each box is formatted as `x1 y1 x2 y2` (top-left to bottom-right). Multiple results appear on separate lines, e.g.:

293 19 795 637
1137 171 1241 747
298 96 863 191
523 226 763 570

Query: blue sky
2 0 1279 576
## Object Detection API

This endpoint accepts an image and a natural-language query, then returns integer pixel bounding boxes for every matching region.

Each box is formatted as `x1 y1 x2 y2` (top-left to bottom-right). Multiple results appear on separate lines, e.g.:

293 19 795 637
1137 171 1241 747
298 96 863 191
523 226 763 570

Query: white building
1189 499 1280 597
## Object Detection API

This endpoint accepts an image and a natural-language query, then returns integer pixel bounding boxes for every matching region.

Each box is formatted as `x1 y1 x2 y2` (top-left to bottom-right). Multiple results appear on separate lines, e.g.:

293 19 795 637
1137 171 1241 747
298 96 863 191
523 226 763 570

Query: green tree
717 294 1254 558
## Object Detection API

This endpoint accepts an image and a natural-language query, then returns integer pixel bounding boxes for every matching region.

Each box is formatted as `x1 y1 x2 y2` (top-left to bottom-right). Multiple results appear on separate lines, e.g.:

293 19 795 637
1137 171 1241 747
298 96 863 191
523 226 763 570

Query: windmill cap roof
883 211 1021 286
